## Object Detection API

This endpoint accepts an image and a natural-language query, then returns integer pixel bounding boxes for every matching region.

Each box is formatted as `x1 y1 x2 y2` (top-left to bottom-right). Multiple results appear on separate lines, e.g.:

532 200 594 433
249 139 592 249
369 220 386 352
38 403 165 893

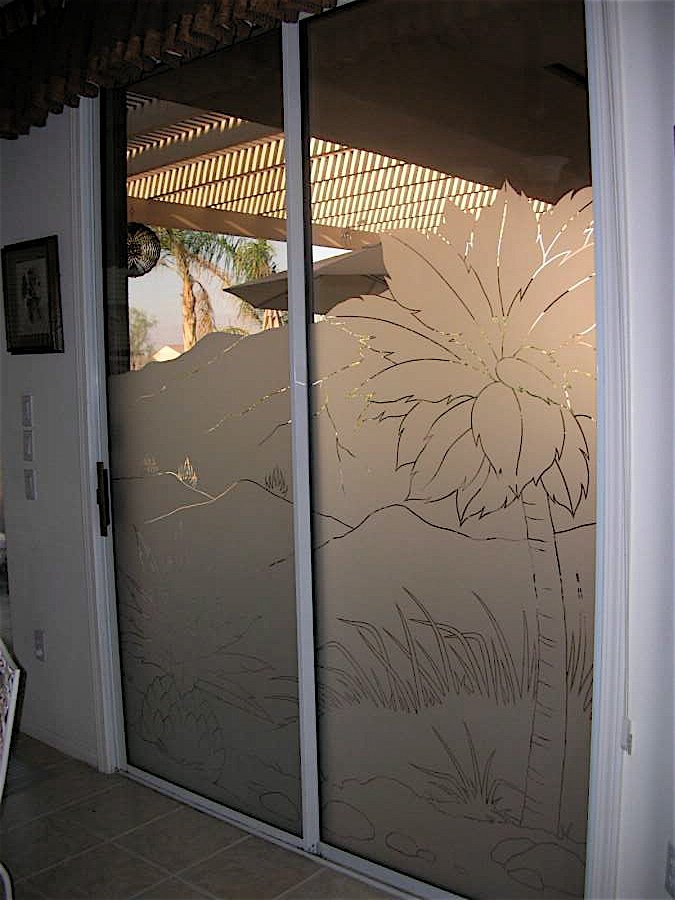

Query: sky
128 238 345 350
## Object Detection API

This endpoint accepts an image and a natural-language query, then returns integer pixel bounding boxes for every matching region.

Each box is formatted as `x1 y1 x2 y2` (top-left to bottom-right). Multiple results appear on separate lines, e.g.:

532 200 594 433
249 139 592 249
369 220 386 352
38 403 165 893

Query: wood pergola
0 0 586 248
126 91 542 251
119 0 588 248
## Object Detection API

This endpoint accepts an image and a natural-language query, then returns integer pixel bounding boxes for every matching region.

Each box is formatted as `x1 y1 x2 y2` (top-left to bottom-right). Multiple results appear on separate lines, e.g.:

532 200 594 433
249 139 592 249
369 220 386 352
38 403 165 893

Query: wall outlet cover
21 394 33 427
666 841 675 899
23 469 37 501
33 629 45 662
22 429 34 463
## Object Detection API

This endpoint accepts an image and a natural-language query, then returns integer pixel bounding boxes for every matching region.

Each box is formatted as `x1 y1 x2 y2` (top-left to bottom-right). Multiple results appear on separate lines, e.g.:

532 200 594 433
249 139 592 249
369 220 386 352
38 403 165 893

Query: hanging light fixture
127 223 161 277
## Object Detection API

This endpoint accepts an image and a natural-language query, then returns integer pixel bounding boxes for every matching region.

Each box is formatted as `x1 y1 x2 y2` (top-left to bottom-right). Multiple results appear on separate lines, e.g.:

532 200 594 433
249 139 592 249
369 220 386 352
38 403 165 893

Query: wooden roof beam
127 99 217 139
127 121 281 176
127 197 378 250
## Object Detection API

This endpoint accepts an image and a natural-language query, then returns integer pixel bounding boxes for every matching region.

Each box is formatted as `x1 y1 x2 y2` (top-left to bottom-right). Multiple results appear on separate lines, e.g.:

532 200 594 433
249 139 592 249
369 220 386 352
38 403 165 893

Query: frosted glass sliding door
102 3 599 892
305 2 596 896
105 29 303 834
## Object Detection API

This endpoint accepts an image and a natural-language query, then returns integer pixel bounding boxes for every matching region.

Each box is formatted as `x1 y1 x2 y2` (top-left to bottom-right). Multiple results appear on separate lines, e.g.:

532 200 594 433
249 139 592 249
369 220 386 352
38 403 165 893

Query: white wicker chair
0 638 20 900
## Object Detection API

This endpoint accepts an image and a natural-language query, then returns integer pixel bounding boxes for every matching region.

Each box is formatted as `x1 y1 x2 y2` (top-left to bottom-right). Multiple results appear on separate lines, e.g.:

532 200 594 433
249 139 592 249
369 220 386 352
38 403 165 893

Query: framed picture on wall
1 235 64 354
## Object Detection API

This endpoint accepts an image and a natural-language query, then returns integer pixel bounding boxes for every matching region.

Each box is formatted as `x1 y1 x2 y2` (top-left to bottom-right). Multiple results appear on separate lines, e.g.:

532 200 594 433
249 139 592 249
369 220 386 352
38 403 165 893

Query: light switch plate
33 629 45 662
666 841 675 899
21 394 33 427
22 429 34 463
23 469 37 501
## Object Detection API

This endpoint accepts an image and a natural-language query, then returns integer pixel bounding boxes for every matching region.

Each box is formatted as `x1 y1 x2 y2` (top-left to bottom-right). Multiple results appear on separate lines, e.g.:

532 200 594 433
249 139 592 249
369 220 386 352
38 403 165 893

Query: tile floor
0 734 397 900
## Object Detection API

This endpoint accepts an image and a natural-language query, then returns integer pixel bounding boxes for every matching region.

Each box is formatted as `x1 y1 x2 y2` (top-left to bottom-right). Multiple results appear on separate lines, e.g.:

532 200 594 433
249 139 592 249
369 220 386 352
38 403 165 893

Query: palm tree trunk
520 481 568 835
193 280 216 340
174 251 196 351
263 308 283 330
182 280 196 350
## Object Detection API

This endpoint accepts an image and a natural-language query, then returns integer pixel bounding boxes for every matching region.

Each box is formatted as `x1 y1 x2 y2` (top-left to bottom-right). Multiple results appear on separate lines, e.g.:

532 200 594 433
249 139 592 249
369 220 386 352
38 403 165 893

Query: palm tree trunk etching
520 482 567 835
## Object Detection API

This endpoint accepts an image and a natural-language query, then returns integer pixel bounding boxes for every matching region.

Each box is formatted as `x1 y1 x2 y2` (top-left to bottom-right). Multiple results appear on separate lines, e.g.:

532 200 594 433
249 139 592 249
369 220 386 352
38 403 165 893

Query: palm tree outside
157 229 276 351
129 306 157 370
341 184 595 837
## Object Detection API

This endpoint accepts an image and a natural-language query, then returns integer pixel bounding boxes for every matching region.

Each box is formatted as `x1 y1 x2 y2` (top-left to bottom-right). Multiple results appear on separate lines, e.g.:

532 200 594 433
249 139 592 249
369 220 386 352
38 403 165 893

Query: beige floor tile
53 780 179 838
5 757 58 797
26 843 166 899
13 881 48 900
0 762 123 832
0 811 102 879
54 781 180 840
6 735 74 796
132 876 213 899
116 805 245 872
1 739 400 900
12 735 71 771
281 868 396 899
182 836 319 899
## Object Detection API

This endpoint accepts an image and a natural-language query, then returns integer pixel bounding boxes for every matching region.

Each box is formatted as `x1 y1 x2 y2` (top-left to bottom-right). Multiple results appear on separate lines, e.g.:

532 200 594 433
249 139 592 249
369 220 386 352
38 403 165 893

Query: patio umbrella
226 243 388 315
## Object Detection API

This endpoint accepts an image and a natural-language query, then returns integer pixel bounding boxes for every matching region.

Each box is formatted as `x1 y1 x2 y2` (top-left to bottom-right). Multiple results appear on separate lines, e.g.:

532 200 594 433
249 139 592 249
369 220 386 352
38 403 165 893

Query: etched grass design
317 589 537 713
567 610 594 713
317 588 592 714
411 721 509 821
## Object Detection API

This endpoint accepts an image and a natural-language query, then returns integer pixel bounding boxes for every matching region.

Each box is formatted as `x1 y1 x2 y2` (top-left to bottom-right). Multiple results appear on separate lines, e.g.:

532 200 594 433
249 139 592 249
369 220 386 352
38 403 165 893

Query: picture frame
1 235 63 354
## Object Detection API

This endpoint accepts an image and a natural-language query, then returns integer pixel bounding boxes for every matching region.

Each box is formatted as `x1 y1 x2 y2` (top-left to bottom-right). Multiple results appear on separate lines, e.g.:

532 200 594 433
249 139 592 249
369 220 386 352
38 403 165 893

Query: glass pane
105 30 302 833
306 2 595 896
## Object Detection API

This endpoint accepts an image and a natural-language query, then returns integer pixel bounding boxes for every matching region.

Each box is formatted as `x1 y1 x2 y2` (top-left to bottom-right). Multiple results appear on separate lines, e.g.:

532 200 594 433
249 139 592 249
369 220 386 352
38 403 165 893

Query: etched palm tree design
338 184 595 836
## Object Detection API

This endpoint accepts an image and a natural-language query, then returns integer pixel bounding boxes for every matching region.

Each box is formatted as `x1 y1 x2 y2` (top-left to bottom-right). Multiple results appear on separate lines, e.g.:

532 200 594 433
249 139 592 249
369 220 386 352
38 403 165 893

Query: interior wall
0 106 98 765
613 2 674 898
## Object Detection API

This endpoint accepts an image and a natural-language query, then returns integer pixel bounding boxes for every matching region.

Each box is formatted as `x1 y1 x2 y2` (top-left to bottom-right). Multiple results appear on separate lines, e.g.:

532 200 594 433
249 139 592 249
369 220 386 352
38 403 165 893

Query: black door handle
96 461 111 537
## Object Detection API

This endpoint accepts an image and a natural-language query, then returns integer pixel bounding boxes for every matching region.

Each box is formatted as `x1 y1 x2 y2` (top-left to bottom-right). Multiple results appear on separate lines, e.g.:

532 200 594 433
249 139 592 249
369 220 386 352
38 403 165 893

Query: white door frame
583 3 631 898
76 2 636 896
70 96 126 774
281 21 321 857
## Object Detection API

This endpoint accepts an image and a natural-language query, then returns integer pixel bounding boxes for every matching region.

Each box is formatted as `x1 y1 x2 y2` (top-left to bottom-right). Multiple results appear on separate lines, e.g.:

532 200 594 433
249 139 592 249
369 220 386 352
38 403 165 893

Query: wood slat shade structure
0 0 336 139
126 98 553 247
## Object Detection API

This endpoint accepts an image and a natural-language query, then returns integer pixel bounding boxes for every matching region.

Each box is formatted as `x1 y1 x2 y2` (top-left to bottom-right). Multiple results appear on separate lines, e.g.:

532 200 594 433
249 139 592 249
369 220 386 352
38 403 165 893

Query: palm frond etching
335 184 595 835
